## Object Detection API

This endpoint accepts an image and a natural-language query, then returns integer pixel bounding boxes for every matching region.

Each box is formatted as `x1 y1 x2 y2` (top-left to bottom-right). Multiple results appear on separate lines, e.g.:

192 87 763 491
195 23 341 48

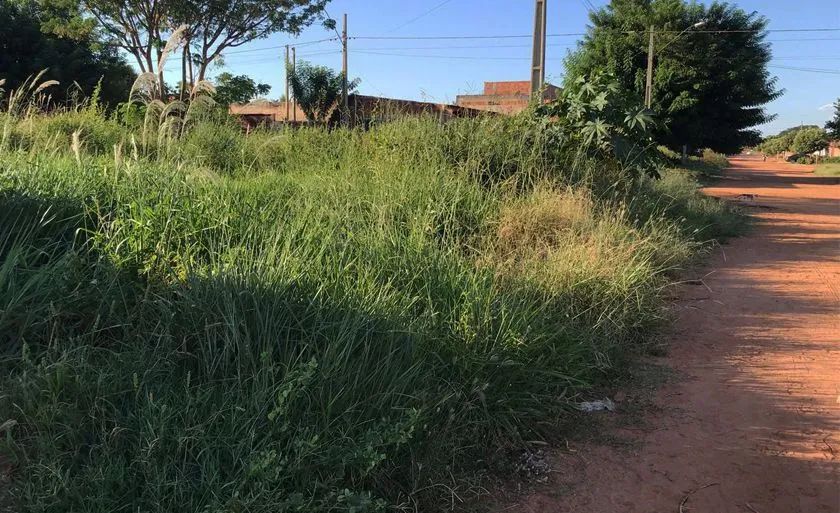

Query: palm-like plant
287 61 360 124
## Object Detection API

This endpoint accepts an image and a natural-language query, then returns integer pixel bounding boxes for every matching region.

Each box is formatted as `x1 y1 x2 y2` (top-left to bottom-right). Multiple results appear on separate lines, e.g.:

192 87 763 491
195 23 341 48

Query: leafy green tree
177 0 334 82
213 72 270 105
288 61 359 124
758 125 821 155
72 0 332 96
566 0 782 154
791 127 828 155
826 99 840 139
0 0 134 107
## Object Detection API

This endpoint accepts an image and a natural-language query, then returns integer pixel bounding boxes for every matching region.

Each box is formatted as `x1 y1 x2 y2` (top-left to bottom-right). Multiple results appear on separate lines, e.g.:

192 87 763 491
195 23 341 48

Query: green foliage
0 111 744 511
288 61 360 123
175 0 333 81
791 127 828 155
824 98 840 139
566 0 781 154
757 125 821 155
14 108 127 155
78 0 333 94
700 148 729 169
0 0 135 108
213 72 271 106
538 73 658 179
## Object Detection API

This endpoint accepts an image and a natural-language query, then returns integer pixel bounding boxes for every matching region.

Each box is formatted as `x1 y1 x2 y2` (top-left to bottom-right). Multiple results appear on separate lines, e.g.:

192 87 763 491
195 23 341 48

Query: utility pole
291 46 297 124
530 0 547 97
645 25 655 109
285 45 290 122
341 13 349 126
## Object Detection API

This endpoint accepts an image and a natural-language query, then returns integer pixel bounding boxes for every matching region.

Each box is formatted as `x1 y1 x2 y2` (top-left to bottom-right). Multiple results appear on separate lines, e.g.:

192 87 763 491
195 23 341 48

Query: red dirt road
514 158 840 513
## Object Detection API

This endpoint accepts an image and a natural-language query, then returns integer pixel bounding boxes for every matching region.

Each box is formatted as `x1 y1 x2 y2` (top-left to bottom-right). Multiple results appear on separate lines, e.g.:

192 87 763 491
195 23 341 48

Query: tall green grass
0 112 743 512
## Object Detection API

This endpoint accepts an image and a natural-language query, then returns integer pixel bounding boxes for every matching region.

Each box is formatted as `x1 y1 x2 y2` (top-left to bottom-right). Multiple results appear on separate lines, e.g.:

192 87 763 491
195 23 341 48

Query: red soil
511 157 840 513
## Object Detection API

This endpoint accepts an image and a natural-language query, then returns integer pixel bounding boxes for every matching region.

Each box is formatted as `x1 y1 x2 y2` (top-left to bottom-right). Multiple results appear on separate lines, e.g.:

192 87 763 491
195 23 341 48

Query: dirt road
515 157 840 513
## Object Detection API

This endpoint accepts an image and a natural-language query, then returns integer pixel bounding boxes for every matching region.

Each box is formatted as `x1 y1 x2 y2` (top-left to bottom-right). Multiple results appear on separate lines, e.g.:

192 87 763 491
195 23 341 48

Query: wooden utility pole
285 45 291 122
341 13 349 126
291 46 297 123
645 25 655 109
530 0 547 97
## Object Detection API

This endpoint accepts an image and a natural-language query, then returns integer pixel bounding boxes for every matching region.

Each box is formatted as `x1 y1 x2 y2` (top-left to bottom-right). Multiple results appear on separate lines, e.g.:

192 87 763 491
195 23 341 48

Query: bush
701 148 729 169
13 109 127 155
178 118 251 175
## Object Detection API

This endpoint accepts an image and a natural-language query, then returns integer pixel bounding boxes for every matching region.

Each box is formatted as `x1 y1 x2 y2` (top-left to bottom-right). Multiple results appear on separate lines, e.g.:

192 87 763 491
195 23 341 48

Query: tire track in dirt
508 157 840 513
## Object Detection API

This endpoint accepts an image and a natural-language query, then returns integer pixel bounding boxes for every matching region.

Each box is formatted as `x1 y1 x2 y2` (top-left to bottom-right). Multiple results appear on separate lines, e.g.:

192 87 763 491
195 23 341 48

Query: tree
0 0 134 107
566 0 782 154
791 127 828 155
72 0 332 98
288 61 359 124
758 125 820 155
213 72 270 105
826 99 840 139
177 0 334 82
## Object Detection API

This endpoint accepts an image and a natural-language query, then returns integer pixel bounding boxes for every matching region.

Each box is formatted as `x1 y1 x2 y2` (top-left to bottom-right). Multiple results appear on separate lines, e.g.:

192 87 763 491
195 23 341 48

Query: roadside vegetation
0 66 746 511
814 158 840 176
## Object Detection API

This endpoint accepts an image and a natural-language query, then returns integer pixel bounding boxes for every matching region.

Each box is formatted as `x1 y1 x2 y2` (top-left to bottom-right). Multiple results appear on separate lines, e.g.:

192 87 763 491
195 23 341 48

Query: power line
351 27 840 41
354 50 565 62
387 0 456 33
770 65 840 74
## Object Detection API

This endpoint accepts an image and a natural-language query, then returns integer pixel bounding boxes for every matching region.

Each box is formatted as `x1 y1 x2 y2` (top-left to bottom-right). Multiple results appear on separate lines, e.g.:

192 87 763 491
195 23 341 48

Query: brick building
455 81 560 115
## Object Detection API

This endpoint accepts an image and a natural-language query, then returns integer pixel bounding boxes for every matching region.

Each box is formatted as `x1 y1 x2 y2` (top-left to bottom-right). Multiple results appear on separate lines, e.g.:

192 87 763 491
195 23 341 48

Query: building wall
454 95 531 115
229 95 486 129
455 81 560 115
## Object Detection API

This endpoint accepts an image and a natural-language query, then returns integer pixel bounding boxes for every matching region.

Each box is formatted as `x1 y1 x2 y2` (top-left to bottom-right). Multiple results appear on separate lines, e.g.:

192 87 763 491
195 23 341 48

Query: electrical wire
352 27 840 41
386 0 456 33
353 50 565 62
769 65 840 74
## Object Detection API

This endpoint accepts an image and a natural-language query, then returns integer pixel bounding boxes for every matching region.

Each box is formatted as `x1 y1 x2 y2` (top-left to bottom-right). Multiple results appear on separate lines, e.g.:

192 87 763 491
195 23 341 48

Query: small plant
537 73 658 179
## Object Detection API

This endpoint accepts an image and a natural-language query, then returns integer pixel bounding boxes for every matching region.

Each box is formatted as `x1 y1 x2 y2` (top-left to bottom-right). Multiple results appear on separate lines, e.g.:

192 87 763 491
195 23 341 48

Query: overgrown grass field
0 104 741 511
814 161 840 176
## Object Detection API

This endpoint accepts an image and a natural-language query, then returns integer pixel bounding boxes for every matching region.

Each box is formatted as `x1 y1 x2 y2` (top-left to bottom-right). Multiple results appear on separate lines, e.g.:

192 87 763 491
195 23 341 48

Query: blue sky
191 0 840 135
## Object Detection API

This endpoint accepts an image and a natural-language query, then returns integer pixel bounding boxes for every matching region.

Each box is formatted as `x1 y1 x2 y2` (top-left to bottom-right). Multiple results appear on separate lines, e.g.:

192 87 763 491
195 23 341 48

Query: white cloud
818 103 833 111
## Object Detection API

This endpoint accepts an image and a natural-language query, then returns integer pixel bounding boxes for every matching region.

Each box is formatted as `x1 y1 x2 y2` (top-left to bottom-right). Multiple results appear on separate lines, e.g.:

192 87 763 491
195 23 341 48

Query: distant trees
759 125 828 156
791 127 828 155
0 0 134 107
826 99 840 139
566 0 781 154
213 72 270 106
288 61 359 124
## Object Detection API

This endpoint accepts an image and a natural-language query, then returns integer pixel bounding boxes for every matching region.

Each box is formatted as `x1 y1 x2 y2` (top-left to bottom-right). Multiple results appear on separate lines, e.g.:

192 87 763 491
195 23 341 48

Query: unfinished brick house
455 81 560 115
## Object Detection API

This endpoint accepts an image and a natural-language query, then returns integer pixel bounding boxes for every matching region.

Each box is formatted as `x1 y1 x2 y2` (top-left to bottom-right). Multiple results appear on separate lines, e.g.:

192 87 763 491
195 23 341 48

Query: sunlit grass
0 111 744 511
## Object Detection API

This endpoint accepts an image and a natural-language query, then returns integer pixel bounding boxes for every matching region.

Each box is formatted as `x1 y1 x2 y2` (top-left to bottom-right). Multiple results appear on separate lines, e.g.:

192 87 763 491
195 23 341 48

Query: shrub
14 109 127 155
701 148 729 169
